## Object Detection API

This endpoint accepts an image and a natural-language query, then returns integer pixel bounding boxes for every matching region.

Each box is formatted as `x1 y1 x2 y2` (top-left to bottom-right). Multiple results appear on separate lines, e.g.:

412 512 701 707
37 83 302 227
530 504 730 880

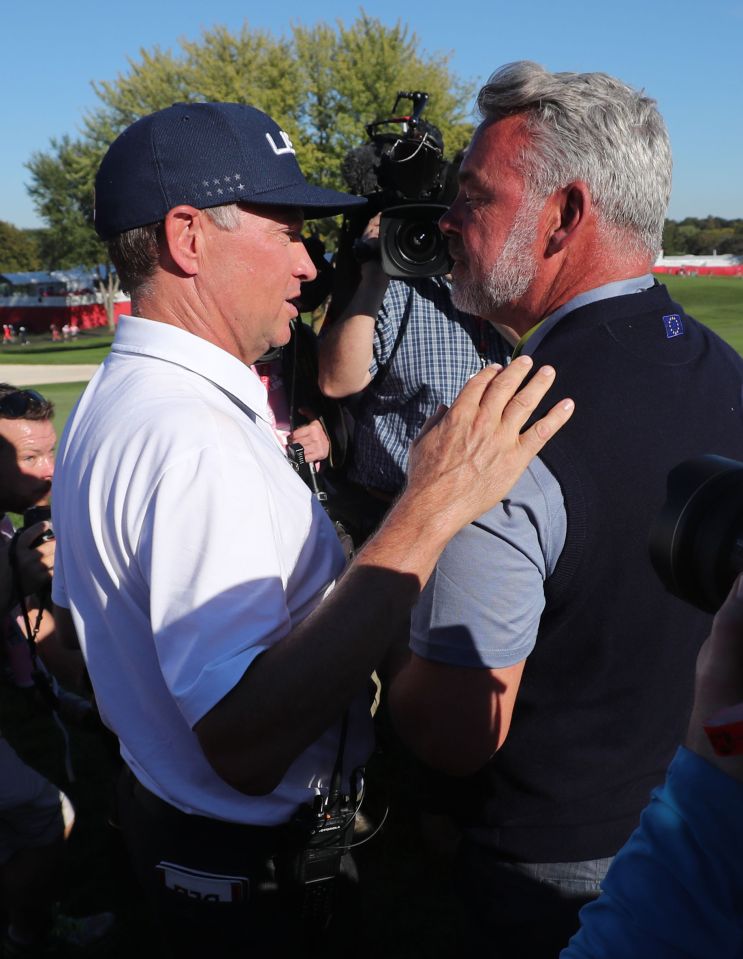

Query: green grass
661 274 743 354
0 332 114 365
34 381 88 429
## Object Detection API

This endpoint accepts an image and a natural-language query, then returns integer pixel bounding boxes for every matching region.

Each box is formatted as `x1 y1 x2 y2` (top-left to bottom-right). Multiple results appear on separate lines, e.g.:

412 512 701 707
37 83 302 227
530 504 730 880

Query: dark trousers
455 837 613 958
116 769 359 958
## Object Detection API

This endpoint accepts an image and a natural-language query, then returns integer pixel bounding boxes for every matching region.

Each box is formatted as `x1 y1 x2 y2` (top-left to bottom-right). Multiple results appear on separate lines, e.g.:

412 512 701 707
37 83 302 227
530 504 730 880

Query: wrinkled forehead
0 417 56 451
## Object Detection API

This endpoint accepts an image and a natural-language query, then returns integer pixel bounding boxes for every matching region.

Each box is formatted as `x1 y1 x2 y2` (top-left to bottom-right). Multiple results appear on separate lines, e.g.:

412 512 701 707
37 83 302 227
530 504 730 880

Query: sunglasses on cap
0 389 47 418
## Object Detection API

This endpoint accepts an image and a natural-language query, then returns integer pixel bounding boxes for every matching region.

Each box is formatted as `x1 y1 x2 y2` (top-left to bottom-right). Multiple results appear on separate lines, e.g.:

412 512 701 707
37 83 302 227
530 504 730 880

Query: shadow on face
0 418 56 515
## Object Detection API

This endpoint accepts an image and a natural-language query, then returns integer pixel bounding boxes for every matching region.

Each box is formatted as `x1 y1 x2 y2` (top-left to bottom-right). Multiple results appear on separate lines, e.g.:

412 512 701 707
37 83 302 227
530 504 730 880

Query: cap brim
238 184 367 219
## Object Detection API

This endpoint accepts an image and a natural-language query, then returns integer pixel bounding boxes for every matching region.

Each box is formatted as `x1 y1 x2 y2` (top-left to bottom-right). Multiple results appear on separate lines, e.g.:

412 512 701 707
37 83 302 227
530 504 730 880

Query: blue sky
3 0 742 229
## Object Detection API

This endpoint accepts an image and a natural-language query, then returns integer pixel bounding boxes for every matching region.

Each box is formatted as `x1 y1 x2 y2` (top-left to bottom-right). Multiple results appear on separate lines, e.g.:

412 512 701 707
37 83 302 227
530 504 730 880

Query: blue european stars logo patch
662 314 685 339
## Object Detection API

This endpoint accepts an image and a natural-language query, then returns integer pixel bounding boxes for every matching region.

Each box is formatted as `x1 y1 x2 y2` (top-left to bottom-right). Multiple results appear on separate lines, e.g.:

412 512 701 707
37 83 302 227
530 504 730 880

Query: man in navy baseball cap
51 100 573 955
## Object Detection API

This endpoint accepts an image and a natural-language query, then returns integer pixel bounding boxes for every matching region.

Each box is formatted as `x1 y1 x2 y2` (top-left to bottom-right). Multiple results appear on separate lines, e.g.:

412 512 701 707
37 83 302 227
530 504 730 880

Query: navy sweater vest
466 283 743 862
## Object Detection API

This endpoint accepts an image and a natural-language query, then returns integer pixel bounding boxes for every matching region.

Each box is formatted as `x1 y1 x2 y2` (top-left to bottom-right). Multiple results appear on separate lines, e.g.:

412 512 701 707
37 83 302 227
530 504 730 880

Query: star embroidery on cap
217 188 224 195
228 185 234 192
237 182 245 190
234 173 240 179
224 175 232 182
206 190 213 197
202 180 209 187
213 178 220 186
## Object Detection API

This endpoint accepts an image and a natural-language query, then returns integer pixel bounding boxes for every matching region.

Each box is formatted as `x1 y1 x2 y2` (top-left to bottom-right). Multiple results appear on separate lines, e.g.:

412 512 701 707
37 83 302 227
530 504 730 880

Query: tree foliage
662 217 743 257
0 221 42 273
26 135 107 269
25 15 475 267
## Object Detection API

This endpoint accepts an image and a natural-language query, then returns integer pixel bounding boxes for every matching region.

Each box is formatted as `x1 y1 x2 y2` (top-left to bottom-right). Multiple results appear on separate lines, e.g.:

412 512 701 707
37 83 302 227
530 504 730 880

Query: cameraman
318 213 510 541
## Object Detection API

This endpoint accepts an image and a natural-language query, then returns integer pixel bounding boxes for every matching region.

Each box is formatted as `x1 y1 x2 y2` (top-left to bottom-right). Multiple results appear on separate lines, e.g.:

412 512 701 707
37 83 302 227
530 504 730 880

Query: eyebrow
457 168 482 189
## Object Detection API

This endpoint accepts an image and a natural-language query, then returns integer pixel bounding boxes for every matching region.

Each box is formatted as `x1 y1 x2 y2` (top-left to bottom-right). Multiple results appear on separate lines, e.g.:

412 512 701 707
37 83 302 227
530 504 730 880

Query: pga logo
266 130 296 157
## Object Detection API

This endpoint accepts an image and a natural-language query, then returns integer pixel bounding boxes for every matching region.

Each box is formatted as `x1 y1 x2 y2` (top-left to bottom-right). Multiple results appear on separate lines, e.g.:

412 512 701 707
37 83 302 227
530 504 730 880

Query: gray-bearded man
387 62 743 957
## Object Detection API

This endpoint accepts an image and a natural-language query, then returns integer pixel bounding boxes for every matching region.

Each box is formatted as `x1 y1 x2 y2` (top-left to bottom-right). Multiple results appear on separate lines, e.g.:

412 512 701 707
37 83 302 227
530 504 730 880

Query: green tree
661 218 743 256
26 15 475 265
0 221 42 273
26 135 106 269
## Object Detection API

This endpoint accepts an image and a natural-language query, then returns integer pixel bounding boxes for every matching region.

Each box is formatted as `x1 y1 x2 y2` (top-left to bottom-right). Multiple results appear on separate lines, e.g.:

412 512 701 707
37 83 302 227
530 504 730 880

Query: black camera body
341 91 454 279
22 504 54 548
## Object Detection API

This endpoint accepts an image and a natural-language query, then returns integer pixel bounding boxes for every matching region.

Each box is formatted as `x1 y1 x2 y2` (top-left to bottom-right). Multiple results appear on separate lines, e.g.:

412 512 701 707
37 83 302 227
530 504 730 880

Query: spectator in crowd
252 321 332 467
50 101 573 956
387 61 743 957
0 386 112 957
0 386 82 691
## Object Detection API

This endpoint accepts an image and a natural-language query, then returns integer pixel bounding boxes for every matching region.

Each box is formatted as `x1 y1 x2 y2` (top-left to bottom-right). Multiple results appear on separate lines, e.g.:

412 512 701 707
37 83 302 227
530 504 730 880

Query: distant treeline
662 217 743 257
2 215 743 275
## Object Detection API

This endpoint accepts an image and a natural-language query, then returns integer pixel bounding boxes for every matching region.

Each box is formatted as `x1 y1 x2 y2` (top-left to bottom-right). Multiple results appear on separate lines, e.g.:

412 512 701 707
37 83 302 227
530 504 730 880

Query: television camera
339 91 456 279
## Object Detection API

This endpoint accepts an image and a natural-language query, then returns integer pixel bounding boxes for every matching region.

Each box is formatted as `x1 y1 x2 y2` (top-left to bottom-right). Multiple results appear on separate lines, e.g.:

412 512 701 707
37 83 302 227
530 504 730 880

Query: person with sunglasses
0 384 114 957
0 385 83 689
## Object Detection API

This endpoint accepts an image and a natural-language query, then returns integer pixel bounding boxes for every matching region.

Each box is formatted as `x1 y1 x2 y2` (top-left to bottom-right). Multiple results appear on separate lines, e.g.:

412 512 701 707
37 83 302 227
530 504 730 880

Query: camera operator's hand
353 214 388 283
13 522 55 596
686 574 743 783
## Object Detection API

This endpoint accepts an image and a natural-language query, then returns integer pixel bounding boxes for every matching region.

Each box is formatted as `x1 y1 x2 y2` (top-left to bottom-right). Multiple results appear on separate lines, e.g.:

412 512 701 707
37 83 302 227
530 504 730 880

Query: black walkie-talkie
286 441 327 503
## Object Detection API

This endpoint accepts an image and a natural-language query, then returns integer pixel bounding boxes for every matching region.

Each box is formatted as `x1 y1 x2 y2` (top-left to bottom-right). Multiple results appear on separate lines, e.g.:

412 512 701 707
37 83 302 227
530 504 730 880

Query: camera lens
649 455 743 612
396 221 439 265
379 204 453 278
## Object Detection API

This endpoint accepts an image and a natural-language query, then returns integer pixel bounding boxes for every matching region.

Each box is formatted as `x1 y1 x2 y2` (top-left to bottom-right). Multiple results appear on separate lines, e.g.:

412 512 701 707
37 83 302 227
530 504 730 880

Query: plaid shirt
349 277 510 492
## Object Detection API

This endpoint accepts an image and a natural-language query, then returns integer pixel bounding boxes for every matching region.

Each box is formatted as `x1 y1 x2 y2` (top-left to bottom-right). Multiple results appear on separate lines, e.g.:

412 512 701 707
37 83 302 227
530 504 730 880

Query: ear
545 182 592 256
162 206 205 277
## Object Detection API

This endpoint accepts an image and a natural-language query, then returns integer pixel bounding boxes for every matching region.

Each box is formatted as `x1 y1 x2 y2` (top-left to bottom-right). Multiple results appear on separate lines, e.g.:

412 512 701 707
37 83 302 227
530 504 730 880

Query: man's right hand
404 355 574 541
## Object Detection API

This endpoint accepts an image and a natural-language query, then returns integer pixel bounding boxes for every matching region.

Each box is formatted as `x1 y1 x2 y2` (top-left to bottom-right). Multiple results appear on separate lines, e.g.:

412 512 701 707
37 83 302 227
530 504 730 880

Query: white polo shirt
52 315 373 825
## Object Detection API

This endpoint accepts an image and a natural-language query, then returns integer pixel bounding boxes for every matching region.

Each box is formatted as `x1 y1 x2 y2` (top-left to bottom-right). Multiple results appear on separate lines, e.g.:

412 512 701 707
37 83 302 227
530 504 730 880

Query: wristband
704 703 743 756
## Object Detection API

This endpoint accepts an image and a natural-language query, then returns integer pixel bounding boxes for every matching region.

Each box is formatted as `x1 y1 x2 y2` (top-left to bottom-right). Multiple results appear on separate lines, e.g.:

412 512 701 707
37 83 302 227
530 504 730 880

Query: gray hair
107 203 243 297
476 61 672 258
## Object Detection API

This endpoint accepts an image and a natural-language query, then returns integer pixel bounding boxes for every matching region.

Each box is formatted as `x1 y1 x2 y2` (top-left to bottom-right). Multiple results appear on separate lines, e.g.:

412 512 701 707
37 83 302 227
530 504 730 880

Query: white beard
451 193 542 317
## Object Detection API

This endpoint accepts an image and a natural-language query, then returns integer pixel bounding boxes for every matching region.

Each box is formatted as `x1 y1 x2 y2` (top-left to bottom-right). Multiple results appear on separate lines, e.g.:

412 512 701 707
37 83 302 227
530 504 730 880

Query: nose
439 199 460 238
38 452 55 482
294 242 318 283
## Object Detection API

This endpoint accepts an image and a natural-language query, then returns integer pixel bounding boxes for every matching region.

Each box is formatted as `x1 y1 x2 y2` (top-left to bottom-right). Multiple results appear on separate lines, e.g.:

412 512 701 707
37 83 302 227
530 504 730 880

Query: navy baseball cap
94 101 366 239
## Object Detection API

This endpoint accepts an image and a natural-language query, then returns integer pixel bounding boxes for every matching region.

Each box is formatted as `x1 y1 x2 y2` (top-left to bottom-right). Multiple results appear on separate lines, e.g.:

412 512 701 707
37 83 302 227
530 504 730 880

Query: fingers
447 364 504 416
519 396 575 456
36 539 56 570
699 574 743 681
363 213 382 239
290 421 329 464
17 522 49 549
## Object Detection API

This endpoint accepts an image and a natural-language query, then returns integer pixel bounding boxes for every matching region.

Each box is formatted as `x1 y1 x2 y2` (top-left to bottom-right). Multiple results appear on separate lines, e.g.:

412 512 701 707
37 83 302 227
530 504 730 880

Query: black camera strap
7 532 78 780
